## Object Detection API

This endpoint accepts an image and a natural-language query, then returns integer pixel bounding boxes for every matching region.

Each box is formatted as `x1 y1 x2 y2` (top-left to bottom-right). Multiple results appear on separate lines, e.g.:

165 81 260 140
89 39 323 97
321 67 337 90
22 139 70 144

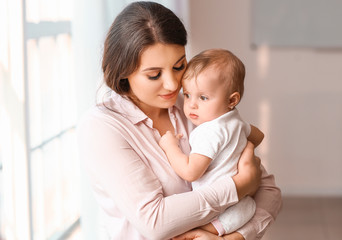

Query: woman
77 2 282 240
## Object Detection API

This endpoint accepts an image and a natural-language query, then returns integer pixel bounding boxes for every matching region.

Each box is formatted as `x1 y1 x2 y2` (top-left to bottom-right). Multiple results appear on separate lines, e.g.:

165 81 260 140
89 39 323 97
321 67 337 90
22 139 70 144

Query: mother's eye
173 64 185 71
148 71 161 80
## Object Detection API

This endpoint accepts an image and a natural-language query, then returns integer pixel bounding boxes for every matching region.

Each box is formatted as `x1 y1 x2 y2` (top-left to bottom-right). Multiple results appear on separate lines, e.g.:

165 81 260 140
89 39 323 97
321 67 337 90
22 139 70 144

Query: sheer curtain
72 0 189 239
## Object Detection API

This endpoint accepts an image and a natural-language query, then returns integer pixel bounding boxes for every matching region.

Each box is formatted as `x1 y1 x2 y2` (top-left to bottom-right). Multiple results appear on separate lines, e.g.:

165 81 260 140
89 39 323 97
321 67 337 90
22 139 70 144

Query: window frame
0 0 80 239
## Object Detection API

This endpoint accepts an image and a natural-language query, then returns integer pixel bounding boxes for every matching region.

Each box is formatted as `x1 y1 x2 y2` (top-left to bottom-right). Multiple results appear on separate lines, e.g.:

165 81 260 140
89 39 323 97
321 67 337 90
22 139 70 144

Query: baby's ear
228 92 241 109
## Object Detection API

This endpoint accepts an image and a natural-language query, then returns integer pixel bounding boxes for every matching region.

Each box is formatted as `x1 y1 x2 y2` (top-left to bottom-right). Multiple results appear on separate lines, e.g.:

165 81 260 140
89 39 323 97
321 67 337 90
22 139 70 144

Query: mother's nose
163 73 179 91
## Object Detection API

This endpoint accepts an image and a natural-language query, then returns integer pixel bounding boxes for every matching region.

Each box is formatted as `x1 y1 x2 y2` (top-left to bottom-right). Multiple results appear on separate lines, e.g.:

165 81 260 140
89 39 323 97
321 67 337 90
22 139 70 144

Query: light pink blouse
77 92 282 240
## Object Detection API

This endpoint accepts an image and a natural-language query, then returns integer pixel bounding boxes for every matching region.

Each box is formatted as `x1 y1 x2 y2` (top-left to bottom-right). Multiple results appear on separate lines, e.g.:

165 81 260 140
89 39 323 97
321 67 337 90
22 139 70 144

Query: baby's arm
159 131 211 182
247 125 264 147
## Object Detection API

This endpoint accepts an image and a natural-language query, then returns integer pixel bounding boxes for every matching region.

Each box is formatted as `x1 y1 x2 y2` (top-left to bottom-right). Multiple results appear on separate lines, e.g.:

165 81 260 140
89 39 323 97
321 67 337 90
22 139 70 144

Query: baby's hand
159 131 183 150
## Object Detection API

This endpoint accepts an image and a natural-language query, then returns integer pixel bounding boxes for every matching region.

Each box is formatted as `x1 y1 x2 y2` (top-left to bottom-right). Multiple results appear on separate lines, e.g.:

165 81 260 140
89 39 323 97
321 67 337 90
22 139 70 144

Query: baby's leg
200 196 256 235
199 196 256 235
215 196 256 235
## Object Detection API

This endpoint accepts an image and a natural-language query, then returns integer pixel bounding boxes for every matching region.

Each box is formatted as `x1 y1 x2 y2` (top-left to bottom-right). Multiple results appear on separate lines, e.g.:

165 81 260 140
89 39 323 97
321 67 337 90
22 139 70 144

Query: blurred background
1 0 341 239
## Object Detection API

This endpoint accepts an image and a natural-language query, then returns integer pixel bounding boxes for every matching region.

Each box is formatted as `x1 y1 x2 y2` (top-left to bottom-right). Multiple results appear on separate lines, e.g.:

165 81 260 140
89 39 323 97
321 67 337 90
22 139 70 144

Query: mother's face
127 43 187 113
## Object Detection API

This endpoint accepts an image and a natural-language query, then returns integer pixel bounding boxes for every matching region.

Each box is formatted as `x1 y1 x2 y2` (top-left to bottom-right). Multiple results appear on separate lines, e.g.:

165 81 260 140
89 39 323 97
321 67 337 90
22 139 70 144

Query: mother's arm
232 142 262 200
235 164 282 240
172 142 281 240
78 113 245 240
172 168 282 240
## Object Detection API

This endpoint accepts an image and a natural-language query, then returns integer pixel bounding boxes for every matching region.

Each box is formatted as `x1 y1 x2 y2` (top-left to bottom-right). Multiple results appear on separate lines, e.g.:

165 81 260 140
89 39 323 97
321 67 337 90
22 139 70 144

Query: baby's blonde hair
183 49 245 98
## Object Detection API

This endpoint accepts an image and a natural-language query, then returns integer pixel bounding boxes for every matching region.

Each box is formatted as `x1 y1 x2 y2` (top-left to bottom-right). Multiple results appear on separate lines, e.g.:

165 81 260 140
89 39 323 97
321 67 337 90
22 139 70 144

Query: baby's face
182 66 231 126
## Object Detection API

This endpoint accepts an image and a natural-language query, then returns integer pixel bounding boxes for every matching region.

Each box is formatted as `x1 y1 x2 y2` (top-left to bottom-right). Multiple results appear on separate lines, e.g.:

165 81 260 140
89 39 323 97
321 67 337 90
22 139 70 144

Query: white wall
187 0 342 196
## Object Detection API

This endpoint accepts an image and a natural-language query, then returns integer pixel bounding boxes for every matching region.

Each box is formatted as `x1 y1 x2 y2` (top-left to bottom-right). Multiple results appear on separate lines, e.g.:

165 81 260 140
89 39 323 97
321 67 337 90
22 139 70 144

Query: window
0 0 80 239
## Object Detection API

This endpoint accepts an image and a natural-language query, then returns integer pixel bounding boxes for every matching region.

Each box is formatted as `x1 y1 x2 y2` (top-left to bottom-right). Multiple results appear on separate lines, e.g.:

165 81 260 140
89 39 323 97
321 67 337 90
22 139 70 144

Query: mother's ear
228 92 241 109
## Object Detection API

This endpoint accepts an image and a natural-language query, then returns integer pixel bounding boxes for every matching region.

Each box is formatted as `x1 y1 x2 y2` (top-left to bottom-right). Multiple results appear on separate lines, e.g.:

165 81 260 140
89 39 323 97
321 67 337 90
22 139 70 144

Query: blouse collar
109 91 181 125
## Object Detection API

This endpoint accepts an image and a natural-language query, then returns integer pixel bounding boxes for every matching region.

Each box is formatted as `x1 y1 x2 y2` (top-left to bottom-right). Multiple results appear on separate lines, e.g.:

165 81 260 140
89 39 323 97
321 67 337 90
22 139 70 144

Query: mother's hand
172 229 245 240
172 228 223 240
232 141 262 200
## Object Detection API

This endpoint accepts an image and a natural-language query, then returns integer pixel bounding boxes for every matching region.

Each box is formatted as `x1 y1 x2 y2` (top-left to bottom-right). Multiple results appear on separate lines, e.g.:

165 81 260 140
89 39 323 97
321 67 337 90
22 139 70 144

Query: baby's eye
200 95 208 101
183 93 190 98
173 64 185 71
148 72 161 80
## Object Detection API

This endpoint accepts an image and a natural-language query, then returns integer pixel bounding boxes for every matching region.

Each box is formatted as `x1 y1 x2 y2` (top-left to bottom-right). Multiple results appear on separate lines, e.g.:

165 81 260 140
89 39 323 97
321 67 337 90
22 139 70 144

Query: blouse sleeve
237 165 282 240
77 112 239 240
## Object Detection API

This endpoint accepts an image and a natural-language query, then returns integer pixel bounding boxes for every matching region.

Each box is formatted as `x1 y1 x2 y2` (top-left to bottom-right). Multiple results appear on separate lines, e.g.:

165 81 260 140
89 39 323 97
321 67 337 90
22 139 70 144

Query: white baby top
190 108 251 189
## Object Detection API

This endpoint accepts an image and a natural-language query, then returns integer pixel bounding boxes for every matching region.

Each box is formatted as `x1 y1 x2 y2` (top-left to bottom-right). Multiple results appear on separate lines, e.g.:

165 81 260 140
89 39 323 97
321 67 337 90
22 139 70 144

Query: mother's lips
159 91 178 99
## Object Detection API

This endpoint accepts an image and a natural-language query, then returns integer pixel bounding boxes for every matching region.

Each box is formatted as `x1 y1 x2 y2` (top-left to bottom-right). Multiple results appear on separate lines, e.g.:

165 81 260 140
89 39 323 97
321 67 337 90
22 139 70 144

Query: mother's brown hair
102 1 187 95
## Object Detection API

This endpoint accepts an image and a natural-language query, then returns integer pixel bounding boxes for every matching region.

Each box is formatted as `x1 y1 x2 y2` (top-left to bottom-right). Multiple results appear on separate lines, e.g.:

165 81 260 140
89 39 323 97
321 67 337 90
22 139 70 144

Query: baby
159 49 264 236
